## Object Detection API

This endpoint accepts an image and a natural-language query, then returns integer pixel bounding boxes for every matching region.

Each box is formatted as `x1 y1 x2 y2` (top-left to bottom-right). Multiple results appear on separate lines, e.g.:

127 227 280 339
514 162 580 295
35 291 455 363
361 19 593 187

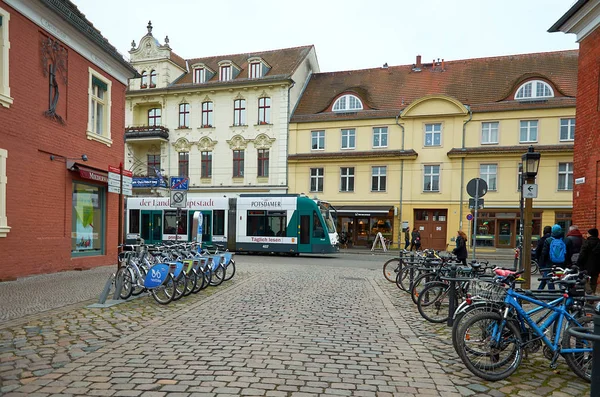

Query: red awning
68 162 108 183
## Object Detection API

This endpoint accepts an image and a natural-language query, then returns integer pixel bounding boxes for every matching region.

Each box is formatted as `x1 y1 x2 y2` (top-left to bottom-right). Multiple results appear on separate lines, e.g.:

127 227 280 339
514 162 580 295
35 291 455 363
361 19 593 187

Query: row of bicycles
115 242 236 305
383 249 598 383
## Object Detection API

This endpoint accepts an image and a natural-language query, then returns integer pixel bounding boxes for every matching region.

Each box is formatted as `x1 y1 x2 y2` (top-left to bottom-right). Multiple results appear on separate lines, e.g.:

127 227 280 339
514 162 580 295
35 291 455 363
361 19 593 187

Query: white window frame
515 80 554 100
86 68 112 146
340 167 355 192
424 123 442 147
249 62 262 78
311 130 325 151
558 162 573 191
341 129 356 149
0 7 13 108
371 166 387 192
220 65 232 81
559 118 575 141
310 168 324 192
373 127 388 148
332 94 363 112
519 120 538 143
0 148 9 237
481 122 499 145
423 165 440 192
480 164 497 191
193 67 206 84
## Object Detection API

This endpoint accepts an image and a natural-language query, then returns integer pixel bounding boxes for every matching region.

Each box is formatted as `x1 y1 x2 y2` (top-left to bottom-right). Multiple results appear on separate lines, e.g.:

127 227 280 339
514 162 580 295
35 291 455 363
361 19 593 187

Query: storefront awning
67 162 108 183
334 205 394 217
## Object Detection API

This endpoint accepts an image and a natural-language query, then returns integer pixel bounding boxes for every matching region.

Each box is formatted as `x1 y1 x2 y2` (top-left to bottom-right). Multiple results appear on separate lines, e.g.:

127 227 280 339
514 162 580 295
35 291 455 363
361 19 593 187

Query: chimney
416 55 422 68
441 59 445 70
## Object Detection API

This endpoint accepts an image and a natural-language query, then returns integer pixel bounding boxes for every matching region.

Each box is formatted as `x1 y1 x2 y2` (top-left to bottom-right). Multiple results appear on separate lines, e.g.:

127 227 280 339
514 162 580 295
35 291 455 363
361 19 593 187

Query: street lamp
521 145 541 289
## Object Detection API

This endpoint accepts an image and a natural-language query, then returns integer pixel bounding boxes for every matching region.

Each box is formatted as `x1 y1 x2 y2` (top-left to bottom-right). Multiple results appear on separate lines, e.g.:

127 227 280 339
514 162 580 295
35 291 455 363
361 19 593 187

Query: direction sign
523 183 538 199
170 177 189 191
170 190 187 208
467 178 488 198
468 198 484 209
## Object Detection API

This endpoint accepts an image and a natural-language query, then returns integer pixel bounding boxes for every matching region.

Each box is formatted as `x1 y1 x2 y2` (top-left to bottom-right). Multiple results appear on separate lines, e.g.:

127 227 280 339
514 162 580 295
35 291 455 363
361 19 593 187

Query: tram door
141 210 162 244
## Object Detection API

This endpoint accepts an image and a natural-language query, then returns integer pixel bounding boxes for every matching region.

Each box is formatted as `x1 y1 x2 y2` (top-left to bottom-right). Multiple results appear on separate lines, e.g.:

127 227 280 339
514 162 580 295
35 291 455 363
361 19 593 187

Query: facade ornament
164 36 170 46
173 138 192 152
202 95 212 103
259 90 269 98
227 135 249 149
131 40 136 50
41 37 68 124
253 133 276 149
147 21 153 35
234 92 245 100
197 137 217 151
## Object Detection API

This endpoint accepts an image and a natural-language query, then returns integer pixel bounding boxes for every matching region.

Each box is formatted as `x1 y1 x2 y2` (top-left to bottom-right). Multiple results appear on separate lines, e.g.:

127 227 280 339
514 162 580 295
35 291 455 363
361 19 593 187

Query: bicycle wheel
563 315 593 382
455 311 523 381
151 273 175 305
410 272 436 305
210 264 226 286
172 273 187 301
396 265 417 292
383 258 401 282
183 270 197 297
224 259 236 281
192 268 204 294
131 266 147 296
417 281 452 323
115 266 134 300
452 301 505 354
531 260 539 275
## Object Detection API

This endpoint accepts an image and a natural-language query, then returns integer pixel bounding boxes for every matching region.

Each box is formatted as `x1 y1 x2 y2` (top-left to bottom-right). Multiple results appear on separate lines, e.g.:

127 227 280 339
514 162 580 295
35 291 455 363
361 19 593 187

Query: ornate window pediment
173 137 192 152
197 136 217 151
227 134 249 149
253 133 276 149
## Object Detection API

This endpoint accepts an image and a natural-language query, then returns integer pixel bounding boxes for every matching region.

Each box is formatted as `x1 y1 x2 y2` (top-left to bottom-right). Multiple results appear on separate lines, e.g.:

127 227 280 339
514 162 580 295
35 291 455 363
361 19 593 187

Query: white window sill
373 146 388 149
0 225 11 238
0 92 14 108
86 131 113 147
481 142 499 145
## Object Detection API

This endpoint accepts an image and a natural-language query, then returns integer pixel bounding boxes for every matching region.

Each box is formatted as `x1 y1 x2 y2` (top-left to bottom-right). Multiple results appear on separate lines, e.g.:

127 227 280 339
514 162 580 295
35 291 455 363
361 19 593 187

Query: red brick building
550 0 600 230
0 0 136 279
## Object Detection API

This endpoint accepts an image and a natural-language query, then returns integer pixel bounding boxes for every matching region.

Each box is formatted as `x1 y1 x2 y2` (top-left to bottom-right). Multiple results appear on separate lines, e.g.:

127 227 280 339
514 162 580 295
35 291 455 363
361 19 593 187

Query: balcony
124 125 169 142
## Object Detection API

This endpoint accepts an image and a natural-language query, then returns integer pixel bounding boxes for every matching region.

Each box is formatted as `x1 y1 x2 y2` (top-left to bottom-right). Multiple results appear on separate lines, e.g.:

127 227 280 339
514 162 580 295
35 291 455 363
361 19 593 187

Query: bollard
447 264 457 327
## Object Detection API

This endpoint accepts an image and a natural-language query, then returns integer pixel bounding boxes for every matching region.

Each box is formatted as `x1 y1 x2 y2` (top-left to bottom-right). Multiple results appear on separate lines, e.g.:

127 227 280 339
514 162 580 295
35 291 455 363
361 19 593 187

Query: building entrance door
497 220 514 248
414 209 448 251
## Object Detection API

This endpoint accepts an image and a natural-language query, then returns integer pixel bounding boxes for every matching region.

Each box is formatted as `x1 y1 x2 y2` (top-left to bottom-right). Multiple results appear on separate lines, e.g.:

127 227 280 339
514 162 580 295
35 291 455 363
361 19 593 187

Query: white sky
73 0 579 73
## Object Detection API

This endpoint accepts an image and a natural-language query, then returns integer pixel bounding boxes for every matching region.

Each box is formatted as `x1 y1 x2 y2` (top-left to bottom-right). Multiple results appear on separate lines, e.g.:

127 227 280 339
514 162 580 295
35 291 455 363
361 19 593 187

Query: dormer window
332 94 363 112
194 68 206 83
149 70 157 88
220 65 231 81
140 71 147 89
250 62 262 78
248 57 270 79
515 80 554 100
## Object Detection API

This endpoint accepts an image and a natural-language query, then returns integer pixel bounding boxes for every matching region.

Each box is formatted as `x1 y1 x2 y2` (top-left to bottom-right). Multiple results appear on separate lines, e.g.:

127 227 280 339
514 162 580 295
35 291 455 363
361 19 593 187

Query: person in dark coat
535 226 552 264
453 230 469 266
539 224 571 290
577 228 600 293
565 225 584 266
410 228 421 251
404 228 410 250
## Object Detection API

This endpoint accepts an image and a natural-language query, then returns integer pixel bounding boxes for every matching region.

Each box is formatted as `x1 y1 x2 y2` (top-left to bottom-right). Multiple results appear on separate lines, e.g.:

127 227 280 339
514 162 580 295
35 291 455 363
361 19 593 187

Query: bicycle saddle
495 268 517 277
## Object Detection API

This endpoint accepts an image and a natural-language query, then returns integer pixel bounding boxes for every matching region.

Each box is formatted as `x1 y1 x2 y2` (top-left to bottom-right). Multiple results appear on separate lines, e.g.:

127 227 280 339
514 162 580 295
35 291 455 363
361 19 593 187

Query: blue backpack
549 237 566 263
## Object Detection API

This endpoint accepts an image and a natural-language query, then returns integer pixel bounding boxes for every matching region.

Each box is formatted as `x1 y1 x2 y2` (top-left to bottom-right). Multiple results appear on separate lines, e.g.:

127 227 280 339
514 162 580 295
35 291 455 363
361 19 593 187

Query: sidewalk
338 246 516 261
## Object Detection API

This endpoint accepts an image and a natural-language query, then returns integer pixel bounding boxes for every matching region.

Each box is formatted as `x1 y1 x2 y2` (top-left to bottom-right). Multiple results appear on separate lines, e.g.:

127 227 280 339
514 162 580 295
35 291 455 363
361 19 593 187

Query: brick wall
573 27 600 231
0 4 127 279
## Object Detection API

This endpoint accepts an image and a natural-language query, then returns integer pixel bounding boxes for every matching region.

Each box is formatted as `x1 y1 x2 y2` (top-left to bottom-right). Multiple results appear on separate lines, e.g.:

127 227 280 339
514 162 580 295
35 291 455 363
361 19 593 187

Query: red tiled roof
169 51 187 70
173 45 314 86
291 50 578 122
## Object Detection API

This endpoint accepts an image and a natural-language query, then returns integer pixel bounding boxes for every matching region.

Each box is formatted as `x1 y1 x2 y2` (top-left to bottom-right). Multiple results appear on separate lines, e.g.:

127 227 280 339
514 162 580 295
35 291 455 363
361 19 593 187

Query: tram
125 194 339 254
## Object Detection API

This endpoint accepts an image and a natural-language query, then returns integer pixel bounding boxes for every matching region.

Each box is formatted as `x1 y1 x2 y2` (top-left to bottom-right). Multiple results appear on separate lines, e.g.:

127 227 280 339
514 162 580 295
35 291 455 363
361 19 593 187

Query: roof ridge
185 44 314 63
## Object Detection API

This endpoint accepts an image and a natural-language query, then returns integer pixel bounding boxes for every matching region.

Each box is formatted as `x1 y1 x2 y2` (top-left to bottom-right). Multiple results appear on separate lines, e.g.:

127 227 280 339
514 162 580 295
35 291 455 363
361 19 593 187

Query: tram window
313 211 325 238
246 210 287 237
213 210 225 235
164 210 187 235
129 210 140 233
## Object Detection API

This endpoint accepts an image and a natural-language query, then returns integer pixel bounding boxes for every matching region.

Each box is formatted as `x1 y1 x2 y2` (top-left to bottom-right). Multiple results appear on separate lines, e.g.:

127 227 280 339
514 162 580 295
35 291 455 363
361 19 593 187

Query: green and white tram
126 194 338 254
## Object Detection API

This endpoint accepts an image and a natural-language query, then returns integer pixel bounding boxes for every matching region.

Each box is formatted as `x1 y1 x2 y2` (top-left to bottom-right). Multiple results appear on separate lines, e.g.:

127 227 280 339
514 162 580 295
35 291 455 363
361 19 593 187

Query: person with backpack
539 224 571 290
577 228 600 293
565 225 584 266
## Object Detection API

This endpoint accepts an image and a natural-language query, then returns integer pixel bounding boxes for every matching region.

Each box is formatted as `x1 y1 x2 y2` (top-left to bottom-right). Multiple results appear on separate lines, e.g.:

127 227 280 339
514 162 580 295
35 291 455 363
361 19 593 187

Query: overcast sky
73 0 579 73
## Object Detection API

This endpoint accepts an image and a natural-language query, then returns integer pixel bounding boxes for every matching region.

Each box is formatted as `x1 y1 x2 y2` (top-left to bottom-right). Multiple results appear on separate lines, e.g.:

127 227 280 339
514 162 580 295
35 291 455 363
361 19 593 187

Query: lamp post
521 146 541 289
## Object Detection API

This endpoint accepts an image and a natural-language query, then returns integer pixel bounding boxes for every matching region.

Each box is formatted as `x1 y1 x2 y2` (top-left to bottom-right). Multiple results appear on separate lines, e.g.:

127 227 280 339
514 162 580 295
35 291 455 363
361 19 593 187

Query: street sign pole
472 179 479 261
523 176 534 289
118 162 123 269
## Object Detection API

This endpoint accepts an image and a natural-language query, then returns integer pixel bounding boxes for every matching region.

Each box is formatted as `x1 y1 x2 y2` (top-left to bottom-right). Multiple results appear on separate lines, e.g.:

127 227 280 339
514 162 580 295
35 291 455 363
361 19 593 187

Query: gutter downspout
286 80 296 193
459 105 473 232
395 111 405 249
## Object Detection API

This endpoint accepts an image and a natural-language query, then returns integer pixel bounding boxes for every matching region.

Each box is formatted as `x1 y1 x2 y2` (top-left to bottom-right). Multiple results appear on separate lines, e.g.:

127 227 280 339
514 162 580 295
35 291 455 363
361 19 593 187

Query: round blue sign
466 214 474 221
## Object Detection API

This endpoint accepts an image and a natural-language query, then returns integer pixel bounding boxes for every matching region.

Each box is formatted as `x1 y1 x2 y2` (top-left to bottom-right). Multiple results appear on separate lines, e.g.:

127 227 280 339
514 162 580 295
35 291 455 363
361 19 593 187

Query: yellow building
289 52 577 250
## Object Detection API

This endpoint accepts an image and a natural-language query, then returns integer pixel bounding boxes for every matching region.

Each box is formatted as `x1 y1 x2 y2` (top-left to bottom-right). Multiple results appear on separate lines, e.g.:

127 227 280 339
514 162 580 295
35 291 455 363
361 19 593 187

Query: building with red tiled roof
289 51 577 250
123 22 319 243
550 0 600 232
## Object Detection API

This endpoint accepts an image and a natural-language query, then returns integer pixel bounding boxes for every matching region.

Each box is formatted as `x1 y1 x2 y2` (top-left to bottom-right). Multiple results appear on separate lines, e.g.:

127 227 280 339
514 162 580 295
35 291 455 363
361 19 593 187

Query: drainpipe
286 80 296 193
459 105 473 232
395 110 405 248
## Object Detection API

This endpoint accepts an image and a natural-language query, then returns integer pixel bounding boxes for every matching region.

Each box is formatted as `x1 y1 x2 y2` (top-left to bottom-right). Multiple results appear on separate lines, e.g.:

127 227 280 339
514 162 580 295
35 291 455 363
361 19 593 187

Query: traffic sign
523 184 538 199
466 214 473 221
170 190 187 208
170 177 189 191
469 198 484 209
467 178 488 198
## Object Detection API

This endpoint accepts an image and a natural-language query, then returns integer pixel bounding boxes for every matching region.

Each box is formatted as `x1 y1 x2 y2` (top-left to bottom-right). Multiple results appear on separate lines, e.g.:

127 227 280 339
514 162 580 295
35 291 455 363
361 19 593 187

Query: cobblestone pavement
0 259 591 396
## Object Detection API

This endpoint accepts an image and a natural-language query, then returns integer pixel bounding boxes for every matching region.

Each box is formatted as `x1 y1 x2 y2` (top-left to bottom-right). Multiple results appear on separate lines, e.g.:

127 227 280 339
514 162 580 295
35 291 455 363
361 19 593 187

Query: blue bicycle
455 269 593 381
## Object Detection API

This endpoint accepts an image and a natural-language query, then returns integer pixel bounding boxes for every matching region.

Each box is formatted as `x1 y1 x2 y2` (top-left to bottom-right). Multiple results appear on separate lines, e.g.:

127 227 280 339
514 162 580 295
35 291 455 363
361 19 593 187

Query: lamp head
81 154 88 162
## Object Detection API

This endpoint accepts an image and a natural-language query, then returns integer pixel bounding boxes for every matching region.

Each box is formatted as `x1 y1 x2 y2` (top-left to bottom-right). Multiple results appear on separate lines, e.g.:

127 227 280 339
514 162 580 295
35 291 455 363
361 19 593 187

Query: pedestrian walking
452 230 469 266
535 225 552 264
565 225 584 266
577 228 600 294
410 227 421 251
539 224 570 290
404 227 410 250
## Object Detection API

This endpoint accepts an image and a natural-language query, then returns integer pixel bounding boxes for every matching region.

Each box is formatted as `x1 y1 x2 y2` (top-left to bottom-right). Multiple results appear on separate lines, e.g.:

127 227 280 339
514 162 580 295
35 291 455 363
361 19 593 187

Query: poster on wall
74 192 95 250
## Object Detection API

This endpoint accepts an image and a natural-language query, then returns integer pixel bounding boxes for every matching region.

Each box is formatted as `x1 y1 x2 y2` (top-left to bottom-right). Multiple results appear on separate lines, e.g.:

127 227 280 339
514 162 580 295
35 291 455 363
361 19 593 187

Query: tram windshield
318 202 337 234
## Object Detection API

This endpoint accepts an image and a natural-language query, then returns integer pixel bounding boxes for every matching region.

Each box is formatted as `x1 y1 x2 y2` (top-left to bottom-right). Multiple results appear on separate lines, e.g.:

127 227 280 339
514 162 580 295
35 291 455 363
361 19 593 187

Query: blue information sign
170 177 189 191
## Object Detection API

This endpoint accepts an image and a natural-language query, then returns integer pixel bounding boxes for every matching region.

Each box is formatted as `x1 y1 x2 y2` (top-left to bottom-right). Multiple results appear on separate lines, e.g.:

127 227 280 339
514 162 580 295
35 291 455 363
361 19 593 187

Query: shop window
163 210 187 235
555 212 572 232
473 218 495 247
71 182 105 256
371 217 393 242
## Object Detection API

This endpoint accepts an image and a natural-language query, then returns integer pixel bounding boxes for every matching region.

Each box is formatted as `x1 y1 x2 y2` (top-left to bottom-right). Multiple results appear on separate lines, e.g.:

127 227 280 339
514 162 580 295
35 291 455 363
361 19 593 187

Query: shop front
334 205 394 247
471 210 542 248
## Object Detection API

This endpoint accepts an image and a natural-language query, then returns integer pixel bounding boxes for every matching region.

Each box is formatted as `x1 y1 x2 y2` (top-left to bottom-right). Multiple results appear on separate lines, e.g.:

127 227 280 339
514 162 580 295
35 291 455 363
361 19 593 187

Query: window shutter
92 76 108 91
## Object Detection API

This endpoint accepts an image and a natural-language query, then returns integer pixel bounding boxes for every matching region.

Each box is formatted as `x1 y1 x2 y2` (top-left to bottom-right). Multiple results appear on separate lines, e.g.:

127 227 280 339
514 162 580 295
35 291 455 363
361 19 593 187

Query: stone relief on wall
173 138 192 152
253 133 276 149
227 135 250 150
197 137 217 151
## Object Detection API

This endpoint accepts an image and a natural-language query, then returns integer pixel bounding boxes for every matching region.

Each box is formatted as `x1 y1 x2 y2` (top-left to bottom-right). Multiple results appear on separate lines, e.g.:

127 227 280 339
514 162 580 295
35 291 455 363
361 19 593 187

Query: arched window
140 71 147 88
515 80 554 100
149 70 157 87
332 94 363 112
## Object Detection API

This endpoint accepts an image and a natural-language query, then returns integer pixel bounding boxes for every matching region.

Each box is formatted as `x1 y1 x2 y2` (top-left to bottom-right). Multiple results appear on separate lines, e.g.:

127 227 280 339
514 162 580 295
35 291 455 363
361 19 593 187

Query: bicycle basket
468 279 507 302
